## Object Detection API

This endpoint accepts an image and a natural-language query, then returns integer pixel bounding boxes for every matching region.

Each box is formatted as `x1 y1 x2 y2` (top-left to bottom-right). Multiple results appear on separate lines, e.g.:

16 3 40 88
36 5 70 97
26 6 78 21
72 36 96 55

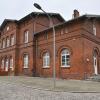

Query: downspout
30 13 40 76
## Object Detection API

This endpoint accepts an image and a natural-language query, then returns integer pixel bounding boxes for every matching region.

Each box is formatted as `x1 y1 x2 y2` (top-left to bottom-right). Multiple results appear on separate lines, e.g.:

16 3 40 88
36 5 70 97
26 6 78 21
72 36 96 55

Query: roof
84 14 100 18
18 12 65 23
0 12 65 31
0 19 18 31
34 14 100 36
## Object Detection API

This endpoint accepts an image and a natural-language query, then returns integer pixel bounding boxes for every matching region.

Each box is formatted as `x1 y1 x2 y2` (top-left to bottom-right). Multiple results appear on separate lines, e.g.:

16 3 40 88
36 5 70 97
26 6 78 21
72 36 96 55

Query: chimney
73 9 80 18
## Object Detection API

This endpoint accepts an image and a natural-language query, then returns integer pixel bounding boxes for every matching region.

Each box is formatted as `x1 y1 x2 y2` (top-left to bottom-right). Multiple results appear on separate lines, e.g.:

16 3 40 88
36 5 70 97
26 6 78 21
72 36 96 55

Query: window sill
24 42 28 44
60 66 70 68
23 68 29 69
42 66 50 69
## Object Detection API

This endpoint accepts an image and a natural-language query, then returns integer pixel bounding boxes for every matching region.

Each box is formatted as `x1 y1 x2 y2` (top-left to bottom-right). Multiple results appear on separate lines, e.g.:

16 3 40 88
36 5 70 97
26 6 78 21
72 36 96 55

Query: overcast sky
0 0 100 24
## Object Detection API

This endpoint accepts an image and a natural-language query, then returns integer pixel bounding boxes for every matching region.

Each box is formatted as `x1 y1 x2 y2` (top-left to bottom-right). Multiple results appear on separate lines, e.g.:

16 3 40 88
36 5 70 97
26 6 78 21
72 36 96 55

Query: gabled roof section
19 12 65 23
0 12 65 31
34 14 100 36
0 19 18 31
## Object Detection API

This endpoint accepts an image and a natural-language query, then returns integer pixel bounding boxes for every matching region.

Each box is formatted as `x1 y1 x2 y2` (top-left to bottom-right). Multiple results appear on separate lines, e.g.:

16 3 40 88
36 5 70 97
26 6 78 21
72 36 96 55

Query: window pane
5 59 9 71
43 52 50 68
24 31 29 43
61 49 70 67
7 37 10 47
10 57 13 70
11 35 14 46
24 54 29 68
2 39 5 48
1 59 4 69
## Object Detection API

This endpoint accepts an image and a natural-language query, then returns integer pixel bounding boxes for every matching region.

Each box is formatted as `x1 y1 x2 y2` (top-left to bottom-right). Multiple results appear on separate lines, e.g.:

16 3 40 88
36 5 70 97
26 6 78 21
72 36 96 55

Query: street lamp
34 3 56 88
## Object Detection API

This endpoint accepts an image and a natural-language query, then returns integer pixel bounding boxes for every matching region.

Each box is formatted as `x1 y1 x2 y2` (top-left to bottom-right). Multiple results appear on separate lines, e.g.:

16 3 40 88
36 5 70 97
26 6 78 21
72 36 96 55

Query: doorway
93 50 98 75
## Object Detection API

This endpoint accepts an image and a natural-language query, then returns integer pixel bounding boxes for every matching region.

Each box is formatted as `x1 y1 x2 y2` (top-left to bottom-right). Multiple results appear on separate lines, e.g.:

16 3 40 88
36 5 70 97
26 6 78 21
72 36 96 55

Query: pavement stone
0 76 100 100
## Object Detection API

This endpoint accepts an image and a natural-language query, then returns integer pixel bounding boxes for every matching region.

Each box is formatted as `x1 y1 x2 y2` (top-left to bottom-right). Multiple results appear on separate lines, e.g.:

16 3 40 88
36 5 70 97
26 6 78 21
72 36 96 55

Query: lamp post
34 3 56 88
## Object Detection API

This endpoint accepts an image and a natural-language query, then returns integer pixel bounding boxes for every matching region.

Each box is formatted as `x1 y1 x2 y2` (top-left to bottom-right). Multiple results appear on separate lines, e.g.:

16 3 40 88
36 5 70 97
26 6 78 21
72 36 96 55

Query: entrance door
93 51 98 75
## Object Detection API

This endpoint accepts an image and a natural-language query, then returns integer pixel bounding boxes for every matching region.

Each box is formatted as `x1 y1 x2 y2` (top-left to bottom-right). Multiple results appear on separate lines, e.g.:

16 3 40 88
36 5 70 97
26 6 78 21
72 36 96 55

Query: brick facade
0 11 100 79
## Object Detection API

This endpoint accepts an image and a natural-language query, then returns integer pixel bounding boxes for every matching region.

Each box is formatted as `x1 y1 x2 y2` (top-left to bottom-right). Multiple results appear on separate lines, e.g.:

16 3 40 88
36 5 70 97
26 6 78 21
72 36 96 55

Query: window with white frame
6 37 10 47
7 26 9 31
23 54 29 68
11 34 14 46
10 57 13 70
0 41 1 48
93 24 96 36
43 52 50 68
61 49 70 67
24 31 29 43
1 59 5 69
2 39 6 48
5 58 9 71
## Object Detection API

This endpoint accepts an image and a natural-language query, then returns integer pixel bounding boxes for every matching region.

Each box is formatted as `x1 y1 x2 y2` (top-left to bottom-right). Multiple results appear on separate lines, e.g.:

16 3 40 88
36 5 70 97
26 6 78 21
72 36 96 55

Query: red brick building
0 10 100 79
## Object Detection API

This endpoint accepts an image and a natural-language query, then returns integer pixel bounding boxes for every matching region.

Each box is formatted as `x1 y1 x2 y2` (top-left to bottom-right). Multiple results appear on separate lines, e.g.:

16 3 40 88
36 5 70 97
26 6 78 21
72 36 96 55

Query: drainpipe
30 13 40 76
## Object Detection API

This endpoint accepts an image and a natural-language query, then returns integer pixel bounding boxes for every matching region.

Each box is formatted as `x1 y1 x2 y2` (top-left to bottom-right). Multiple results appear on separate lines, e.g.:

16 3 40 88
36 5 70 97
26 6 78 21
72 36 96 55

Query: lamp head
34 3 42 10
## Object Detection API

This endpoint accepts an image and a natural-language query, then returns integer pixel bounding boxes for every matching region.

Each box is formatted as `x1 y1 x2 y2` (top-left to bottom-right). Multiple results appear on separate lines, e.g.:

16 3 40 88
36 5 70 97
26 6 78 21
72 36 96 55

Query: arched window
93 50 98 75
6 37 10 47
1 58 5 69
24 31 29 43
5 58 9 71
11 34 14 46
61 49 70 67
43 52 50 68
10 57 13 70
0 41 1 48
23 54 29 68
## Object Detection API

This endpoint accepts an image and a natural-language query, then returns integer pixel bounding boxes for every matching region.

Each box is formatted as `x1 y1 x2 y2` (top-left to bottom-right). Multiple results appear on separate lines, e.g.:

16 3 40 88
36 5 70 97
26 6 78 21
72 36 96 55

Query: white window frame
5 58 9 71
6 37 10 47
0 41 1 49
43 52 50 68
24 31 29 43
2 39 6 48
7 26 9 31
93 24 96 36
93 51 98 75
11 35 14 46
10 57 13 70
23 54 29 68
61 49 70 68
1 59 5 69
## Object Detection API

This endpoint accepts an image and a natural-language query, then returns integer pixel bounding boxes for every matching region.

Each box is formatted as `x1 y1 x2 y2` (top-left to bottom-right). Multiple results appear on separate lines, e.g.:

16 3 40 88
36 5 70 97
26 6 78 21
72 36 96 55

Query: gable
0 19 18 32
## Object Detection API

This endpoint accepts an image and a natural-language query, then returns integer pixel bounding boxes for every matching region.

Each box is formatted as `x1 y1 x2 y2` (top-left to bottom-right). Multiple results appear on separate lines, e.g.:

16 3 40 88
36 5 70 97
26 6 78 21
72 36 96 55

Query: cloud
0 0 100 24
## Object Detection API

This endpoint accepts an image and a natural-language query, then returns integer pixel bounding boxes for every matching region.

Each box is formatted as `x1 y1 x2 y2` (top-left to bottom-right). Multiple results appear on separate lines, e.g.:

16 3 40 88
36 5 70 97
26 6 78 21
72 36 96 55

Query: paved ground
0 76 100 100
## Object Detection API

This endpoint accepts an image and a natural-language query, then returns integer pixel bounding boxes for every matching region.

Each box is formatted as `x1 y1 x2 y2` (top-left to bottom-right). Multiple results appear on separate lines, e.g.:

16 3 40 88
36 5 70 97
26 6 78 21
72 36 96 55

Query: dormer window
7 26 9 31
